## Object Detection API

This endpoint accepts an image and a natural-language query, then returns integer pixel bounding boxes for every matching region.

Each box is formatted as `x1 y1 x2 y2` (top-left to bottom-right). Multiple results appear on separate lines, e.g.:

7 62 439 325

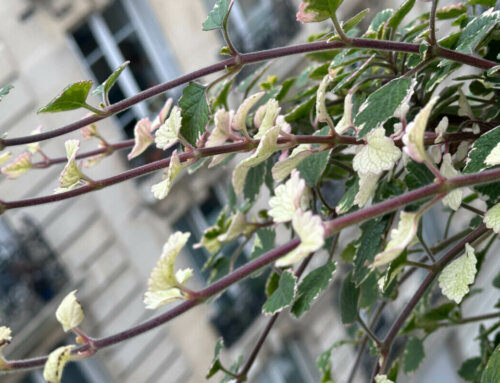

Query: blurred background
0 0 499 382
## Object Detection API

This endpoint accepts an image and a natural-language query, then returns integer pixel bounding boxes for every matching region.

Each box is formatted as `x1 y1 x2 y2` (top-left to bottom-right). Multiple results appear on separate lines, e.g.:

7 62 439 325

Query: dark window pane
118 33 159 90
90 57 113 84
72 23 98 57
102 0 130 36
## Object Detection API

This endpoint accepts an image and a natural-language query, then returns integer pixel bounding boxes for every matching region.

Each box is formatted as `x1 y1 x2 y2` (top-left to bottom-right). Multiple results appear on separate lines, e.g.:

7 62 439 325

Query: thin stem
357 314 381 346
222 0 239 56
331 13 351 44
1 38 497 148
405 260 433 271
429 0 438 45
403 58 436 78
461 203 485 216
435 312 500 328
417 222 436 263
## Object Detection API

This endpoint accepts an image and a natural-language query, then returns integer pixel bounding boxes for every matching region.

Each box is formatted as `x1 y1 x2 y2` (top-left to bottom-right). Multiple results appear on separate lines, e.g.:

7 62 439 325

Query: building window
205 0 300 51
0 216 68 333
70 0 180 164
174 184 268 347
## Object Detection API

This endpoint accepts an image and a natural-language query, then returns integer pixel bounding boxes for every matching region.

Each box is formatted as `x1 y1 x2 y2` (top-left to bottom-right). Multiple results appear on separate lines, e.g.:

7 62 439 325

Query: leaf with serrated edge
155 106 181 150
272 144 312 182
439 243 477 304
232 125 280 195
43 346 74 383
55 290 84 332
151 150 185 200
485 141 500 166
128 118 154 160
251 229 275 260
484 202 500 233
403 337 425 374
373 211 420 267
355 78 413 138
375 375 394 383
354 172 380 207
464 125 500 173
403 97 439 163
144 232 192 309
276 209 325 267
59 140 85 189
233 92 264 138
262 270 297 315
440 153 463 211
92 61 129 97
202 0 231 31
269 169 308 223
353 128 401 175
292 262 336 318
482 344 500 383
1 152 32 179
38 81 93 113
179 82 209 146
316 74 333 126
255 99 280 139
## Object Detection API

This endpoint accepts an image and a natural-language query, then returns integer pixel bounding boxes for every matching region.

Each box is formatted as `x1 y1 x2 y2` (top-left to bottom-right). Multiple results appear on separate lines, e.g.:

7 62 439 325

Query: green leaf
355 78 413 138
250 229 275 261
327 0 343 14
335 176 359 214
38 81 93 113
493 270 500 289
316 346 334 383
403 337 425 374
179 82 209 147
340 270 360 325
360 272 379 309
292 262 336 318
206 338 224 379
265 271 281 297
464 125 500 173
0 85 13 101
454 10 499 56
458 357 483 382
92 61 129 99
342 9 369 33
385 0 416 35
366 9 394 36
297 126 331 185
244 161 266 202
482 344 500 383
436 3 467 20
262 270 297 315
202 0 231 31
405 161 434 190
353 217 388 285
212 80 233 110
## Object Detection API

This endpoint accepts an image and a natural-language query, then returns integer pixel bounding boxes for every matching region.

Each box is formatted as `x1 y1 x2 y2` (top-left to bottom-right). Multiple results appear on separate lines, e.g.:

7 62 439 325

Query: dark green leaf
179 82 209 146
316 346 334 383
213 80 233 110
366 9 394 36
436 3 467 20
493 271 500 289
385 0 416 35
266 271 281 297
360 272 379 309
454 9 499 56
250 229 275 261
202 0 231 31
482 344 500 383
341 242 356 263
335 176 359 214
418 303 456 324
92 61 129 99
264 157 274 193
38 81 93 113
262 270 297 315
403 337 425 374
343 9 369 33
405 161 434 190
353 217 388 285
285 95 316 123
206 337 224 379
244 162 266 202
292 262 336 318
340 270 360 325
327 0 343 14
276 78 295 101
0 85 13 101
355 78 413 138
298 150 330 186
458 357 483 382
464 125 500 173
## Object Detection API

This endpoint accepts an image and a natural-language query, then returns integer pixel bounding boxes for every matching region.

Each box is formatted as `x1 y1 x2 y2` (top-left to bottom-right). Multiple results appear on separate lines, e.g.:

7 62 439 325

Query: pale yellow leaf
335 93 353 135
43 346 74 383
440 153 463 211
276 209 325 267
353 128 401 175
151 150 184 200
218 211 248 242
269 170 308 223
434 117 449 143
1 152 32 179
403 97 438 163
233 91 265 138
151 98 173 131
271 144 312 182
206 109 231 147
439 243 477 304
354 172 380 207
484 202 500 233
155 106 181 150
0 326 12 352
373 211 421 267
375 375 394 383
254 99 280 139
232 125 280 195
485 141 500 166
316 75 332 125
0 152 12 166
55 290 84 332
128 118 154 160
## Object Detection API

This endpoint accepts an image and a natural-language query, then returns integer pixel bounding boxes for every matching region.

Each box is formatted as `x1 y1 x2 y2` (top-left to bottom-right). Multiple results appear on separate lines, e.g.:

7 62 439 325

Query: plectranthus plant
1 0 500 382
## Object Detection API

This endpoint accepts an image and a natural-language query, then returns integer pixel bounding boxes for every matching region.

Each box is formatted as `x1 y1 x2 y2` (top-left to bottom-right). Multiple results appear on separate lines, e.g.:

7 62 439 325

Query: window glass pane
72 23 99 57
102 0 130 37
